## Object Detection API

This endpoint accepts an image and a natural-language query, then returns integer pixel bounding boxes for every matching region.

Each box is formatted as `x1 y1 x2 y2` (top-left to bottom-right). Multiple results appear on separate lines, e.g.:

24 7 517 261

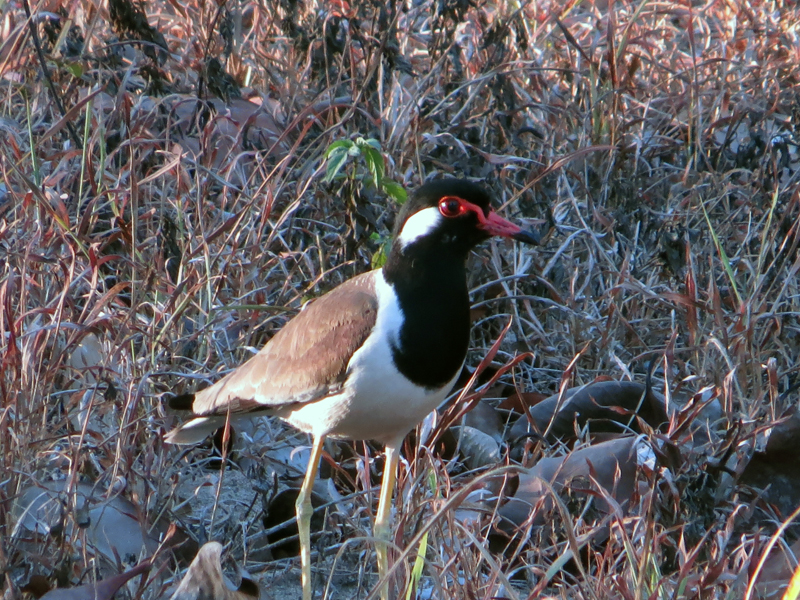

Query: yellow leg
297 436 325 600
375 442 400 600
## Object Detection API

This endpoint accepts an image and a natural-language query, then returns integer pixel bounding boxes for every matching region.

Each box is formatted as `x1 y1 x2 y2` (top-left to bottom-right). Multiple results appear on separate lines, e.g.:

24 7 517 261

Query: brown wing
188 271 378 417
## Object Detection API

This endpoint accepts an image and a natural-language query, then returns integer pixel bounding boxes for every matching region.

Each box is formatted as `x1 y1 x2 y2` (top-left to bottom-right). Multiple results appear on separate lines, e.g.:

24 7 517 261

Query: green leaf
364 148 384 188
65 62 84 78
381 179 407 204
405 531 429 600
361 137 383 151
371 235 392 269
699 198 742 307
324 146 350 183
325 139 354 157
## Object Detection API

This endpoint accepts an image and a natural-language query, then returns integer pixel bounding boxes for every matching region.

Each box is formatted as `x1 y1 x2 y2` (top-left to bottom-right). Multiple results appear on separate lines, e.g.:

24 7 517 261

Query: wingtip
164 416 224 445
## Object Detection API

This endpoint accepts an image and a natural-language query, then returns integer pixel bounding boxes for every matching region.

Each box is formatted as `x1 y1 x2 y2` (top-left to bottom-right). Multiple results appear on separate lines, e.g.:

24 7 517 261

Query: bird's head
392 179 540 256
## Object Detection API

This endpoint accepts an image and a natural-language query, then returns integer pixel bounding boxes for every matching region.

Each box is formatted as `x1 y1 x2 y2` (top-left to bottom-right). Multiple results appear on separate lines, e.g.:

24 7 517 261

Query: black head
391 178 539 257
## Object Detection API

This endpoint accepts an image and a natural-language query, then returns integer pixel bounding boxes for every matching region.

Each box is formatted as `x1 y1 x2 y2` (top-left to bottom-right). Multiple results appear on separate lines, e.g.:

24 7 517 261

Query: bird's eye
439 197 463 218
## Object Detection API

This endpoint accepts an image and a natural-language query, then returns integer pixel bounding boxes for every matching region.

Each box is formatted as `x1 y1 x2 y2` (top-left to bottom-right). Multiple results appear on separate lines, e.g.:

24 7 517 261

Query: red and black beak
480 210 541 245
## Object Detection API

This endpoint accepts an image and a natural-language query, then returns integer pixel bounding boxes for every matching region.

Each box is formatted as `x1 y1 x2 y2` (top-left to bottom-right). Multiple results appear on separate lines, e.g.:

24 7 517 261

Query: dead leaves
507 379 668 445
11 480 161 566
496 436 642 534
20 543 258 600
169 543 259 600
36 561 150 600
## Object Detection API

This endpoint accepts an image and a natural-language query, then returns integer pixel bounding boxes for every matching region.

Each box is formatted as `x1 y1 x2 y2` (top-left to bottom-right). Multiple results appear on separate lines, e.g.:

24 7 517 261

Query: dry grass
1 0 799 598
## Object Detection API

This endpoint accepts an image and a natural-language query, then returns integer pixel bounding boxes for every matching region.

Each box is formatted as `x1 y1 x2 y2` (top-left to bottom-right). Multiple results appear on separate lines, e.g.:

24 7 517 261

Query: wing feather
183 271 378 418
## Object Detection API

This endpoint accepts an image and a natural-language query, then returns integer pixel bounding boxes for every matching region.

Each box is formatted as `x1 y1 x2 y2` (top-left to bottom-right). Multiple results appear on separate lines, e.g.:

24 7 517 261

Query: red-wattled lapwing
165 178 539 600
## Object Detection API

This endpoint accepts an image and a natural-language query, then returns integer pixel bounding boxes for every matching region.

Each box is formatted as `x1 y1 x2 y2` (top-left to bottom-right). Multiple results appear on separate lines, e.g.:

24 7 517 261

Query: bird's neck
382 245 471 390
383 241 467 287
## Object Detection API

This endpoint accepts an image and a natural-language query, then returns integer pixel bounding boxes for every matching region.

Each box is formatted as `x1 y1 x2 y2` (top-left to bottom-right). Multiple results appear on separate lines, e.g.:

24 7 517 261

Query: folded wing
166 272 378 443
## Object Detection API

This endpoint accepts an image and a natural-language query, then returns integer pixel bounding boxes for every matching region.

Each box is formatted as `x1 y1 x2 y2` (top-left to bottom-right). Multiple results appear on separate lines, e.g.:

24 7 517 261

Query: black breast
386 260 471 390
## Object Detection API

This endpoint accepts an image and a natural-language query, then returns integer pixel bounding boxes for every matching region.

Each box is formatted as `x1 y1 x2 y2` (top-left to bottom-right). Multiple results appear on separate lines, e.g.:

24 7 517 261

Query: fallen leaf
452 426 501 470
169 542 259 600
751 537 800 599
262 488 325 559
38 561 150 600
497 436 642 533
12 481 160 565
499 391 548 413
740 406 800 518
507 380 668 444
461 400 504 441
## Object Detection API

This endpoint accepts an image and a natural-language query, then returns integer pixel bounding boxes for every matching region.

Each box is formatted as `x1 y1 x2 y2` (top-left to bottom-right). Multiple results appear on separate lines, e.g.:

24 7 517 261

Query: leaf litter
1 0 800 597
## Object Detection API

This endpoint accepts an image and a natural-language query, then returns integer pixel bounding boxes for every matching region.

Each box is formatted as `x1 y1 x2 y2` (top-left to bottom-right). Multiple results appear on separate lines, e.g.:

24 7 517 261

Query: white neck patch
397 207 442 249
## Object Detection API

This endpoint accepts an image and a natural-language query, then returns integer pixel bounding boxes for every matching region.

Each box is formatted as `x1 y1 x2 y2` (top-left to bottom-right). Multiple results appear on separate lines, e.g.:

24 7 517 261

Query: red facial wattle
437 196 540 245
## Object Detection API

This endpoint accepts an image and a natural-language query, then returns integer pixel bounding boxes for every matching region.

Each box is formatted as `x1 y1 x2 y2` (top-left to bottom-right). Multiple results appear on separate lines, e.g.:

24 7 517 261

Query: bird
165 178 539 600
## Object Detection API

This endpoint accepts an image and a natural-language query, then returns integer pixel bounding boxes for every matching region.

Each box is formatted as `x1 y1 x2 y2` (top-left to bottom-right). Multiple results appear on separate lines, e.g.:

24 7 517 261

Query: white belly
282 271 462 445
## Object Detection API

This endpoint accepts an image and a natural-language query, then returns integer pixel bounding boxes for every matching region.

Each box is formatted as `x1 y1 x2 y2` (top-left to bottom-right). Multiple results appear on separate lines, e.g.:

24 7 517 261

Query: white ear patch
397 207 442 248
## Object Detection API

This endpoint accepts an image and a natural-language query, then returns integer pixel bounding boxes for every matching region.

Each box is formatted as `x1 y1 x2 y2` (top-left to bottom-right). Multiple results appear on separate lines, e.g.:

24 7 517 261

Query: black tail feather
168 393 196 411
